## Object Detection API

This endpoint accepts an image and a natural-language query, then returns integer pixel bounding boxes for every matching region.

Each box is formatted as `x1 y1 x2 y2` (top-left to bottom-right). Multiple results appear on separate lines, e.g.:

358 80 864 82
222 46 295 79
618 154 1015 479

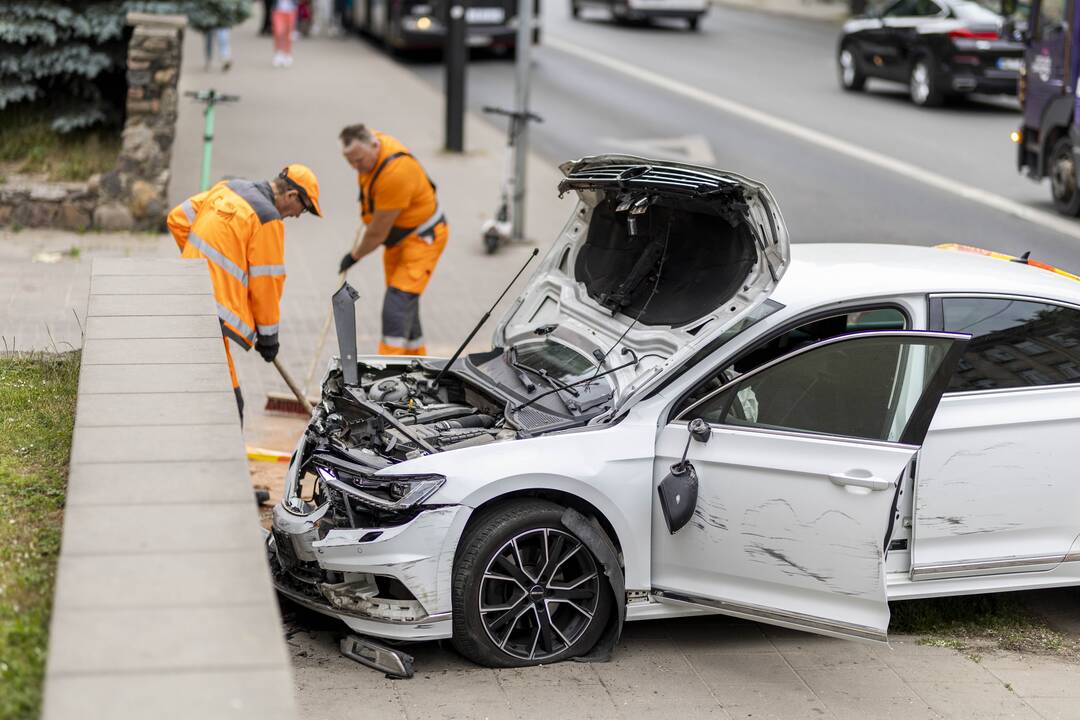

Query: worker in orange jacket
337 124 448 355
167 165 322 419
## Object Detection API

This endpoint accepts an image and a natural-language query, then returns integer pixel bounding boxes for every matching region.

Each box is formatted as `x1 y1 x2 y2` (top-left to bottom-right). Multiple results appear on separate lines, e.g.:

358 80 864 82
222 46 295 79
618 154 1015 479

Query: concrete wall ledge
43 258 297 720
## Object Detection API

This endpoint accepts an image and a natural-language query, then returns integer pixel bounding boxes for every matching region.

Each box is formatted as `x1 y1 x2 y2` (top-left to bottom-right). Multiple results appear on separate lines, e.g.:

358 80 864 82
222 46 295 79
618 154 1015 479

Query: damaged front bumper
268 502 471 641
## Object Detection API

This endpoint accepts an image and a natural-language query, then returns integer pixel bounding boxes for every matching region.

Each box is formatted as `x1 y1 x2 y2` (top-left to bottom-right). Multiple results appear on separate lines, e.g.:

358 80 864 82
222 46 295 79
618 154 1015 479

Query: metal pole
200 92 217 191
444 2 467 153
511 0 534 242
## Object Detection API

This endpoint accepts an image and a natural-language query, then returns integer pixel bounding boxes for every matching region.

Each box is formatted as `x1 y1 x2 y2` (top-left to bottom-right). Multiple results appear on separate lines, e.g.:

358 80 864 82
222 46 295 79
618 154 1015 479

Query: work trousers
378 225 448 355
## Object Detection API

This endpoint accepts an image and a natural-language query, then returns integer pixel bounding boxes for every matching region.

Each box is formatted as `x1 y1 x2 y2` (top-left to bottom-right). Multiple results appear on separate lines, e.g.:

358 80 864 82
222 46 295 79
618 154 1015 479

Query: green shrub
0 1 250 135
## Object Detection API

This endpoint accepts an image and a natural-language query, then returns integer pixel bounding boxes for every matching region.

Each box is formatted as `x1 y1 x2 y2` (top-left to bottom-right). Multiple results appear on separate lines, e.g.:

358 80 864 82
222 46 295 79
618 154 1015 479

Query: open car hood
493 155 790 401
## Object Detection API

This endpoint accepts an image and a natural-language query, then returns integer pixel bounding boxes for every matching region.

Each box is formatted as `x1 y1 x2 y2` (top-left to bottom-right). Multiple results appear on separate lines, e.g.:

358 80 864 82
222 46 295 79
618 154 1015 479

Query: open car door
651 331 968 643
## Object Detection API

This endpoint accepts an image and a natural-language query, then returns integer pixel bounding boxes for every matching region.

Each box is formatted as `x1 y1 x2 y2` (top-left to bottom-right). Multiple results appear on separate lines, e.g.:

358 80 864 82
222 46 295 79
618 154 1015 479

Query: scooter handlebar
481 106 543 123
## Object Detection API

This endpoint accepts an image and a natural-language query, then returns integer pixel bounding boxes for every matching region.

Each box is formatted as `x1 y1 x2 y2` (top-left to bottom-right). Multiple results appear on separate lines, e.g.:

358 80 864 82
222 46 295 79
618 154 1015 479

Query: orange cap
279 163 322 217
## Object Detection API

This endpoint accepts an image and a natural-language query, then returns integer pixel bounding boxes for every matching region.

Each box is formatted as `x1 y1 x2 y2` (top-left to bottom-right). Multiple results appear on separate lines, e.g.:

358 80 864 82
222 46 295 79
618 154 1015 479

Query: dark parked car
837 0 1023 106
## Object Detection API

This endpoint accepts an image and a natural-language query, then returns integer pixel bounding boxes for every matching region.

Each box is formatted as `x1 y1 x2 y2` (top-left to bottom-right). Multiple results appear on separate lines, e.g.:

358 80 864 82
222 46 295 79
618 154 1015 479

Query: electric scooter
184 89 240 191
480 106 543 255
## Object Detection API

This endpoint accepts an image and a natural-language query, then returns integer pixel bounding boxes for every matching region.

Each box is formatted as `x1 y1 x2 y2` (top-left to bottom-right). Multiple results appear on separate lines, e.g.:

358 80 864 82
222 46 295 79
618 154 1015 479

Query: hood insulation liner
574 196 757 327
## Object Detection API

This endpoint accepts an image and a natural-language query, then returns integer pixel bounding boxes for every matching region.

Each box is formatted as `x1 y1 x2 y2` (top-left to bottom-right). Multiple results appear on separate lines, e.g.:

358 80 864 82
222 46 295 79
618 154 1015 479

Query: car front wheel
838 45 865 91
1050 136 1080 216
909 57 944 107
451 500 612 667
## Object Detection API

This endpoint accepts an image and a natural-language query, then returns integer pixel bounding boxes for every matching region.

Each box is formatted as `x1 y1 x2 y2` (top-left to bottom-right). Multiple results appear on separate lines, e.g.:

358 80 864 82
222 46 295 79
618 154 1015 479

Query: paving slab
88 293 216 317
44 670 296 720
65 460 253 506
711 682 835 720
92 257 207 276
905 680 1041 719
46 603 289 675
60 503 264 555
84 314 222 339
81 337 229 365
53 547 274 610
75 391 238 427
91 273 211 295
78 362 232 394
70 424 243 463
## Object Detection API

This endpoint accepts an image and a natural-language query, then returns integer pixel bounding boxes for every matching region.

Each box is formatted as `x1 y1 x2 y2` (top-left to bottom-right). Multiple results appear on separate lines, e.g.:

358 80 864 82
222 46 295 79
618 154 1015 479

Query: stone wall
0 12 186 233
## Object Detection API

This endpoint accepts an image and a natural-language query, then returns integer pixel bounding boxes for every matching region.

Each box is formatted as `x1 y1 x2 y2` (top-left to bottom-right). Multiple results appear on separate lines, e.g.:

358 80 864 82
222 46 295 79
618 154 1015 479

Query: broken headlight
315 466 445 511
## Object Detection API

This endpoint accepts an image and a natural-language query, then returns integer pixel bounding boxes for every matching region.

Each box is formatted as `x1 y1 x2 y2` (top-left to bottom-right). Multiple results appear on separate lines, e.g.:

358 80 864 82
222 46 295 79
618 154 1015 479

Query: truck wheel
909 57 943 107
838 45 865 91
451 500 612 667
1050 137 1080 216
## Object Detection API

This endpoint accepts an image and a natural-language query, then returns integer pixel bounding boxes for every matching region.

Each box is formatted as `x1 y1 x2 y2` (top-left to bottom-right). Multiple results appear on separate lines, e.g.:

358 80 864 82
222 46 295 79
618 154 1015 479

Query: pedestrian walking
166 165 323 420
272 0 299 66
338 125 448 356
260 0 274 34
203 27 233 72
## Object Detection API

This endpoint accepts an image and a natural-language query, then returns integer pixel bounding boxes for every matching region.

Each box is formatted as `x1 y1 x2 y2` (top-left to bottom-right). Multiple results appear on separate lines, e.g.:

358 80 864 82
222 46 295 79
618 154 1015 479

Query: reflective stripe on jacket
166 180 286 349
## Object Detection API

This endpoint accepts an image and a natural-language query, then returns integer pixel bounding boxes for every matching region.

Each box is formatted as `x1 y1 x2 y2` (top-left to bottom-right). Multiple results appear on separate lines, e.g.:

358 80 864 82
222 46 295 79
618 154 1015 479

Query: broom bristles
264 393 316 416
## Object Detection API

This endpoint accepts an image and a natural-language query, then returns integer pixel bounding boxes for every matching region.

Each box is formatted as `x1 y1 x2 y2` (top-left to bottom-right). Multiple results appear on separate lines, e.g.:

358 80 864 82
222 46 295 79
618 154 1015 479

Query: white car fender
375 419 660 590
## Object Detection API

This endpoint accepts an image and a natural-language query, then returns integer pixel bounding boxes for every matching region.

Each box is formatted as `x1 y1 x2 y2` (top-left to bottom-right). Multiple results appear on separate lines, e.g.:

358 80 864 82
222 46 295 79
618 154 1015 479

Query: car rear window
942 297 1080 391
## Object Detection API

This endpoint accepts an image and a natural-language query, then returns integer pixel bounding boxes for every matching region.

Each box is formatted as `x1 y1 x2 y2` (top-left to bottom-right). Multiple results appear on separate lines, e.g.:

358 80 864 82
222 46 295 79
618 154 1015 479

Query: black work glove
255 336 279 363
339 252 358 274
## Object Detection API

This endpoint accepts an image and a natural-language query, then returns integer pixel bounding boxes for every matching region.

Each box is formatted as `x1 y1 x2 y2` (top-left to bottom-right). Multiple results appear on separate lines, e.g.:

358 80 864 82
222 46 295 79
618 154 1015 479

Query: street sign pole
445 3 467 153
511 0 534 241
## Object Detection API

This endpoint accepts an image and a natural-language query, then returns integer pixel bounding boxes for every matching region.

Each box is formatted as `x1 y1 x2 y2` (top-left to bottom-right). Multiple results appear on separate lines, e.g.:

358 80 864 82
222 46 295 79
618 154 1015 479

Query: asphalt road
396 3 1080 271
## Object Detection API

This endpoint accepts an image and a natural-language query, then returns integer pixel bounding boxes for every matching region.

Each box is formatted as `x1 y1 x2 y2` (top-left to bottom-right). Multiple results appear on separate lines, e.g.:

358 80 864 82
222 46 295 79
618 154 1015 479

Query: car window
1033 0 1067 39
673 307 908 417
685 335 954 443
942 297 1080 391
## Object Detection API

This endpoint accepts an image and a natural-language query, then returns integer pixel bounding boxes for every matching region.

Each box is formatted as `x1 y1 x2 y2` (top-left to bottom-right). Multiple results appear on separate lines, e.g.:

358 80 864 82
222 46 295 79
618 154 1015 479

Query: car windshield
513 340 597 382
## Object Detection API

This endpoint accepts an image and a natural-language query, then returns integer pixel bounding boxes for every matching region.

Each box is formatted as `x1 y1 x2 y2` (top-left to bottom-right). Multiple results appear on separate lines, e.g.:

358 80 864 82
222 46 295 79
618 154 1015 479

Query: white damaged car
270 155 1080 670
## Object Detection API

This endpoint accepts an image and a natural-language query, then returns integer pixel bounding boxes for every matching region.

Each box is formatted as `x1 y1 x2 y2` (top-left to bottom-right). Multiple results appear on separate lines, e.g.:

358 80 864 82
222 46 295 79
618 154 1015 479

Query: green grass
890 594 1079 662
0 108 119 183
0 352 79 720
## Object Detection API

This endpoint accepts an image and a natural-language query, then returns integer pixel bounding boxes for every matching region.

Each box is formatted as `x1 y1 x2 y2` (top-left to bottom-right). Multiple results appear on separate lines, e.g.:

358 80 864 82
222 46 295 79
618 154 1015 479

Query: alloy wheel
1052 144 1077 204
478 528 601 661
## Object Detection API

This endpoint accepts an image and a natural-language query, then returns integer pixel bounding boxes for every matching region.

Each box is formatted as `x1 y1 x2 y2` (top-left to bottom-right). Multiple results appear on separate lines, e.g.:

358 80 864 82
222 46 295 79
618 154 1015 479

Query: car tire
687 15 699 31
451 499 613 667
837 45 866 92
909 57 944 107
1049 136 1080 216
571 1 581 17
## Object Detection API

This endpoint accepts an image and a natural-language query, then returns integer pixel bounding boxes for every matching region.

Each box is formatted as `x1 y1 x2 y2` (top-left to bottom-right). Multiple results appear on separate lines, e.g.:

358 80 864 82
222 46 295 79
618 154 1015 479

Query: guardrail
42 258 296 720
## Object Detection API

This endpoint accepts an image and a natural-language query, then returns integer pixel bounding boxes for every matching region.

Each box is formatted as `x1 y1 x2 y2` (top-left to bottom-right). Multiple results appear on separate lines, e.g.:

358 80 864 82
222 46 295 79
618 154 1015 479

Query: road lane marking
597 134 717 163
545 36 1080 242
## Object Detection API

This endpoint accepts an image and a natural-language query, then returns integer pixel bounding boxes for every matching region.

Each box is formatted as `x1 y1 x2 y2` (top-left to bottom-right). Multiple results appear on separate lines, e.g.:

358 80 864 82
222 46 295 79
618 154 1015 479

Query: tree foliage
0 1 250 134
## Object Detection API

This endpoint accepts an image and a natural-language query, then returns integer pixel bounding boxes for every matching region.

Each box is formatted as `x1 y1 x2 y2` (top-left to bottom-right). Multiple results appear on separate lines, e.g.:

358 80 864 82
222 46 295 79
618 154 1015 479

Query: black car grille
514 404 565 430
272 528 300 570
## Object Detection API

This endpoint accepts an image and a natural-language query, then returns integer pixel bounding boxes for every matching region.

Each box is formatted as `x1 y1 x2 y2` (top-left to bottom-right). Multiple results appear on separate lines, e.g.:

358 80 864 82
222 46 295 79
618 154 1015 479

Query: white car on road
270 155 1080 669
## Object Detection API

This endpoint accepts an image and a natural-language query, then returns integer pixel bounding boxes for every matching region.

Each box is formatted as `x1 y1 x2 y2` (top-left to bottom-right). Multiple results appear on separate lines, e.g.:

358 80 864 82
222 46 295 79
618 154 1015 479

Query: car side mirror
657 419 712 535
689 417 712 444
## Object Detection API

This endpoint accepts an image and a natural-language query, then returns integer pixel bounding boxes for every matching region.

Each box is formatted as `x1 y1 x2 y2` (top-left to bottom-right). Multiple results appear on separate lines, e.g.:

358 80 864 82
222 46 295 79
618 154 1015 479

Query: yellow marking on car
935 243 1080 282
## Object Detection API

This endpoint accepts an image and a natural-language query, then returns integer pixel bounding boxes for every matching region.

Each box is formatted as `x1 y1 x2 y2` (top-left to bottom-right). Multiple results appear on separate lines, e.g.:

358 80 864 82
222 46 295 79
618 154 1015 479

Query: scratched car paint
269 155 1080 669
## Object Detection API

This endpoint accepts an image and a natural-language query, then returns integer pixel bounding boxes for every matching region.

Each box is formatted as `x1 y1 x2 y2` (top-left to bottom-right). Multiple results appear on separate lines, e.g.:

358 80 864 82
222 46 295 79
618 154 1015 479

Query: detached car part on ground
270 155 1080 670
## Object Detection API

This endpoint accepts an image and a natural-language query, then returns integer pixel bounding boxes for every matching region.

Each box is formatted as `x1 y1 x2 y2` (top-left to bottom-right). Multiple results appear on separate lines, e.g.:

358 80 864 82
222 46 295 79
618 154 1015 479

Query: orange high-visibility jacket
167 180 286 349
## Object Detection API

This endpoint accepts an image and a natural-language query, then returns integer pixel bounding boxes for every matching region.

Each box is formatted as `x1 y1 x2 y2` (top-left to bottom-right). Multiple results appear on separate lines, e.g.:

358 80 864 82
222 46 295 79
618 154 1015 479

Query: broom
264 271 346 416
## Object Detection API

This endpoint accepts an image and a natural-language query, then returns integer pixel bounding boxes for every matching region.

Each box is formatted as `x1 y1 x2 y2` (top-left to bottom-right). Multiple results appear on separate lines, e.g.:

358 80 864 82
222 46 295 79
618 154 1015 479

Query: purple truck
1016 0 1080 214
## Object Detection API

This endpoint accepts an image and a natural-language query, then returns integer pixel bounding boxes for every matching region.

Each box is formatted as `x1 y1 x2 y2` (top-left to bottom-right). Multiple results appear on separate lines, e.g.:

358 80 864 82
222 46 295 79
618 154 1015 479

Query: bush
0 1 250 135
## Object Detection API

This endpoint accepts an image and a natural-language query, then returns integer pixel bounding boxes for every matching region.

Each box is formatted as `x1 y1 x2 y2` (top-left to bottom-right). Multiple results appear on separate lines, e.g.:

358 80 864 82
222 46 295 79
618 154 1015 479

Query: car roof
770 243 1080 310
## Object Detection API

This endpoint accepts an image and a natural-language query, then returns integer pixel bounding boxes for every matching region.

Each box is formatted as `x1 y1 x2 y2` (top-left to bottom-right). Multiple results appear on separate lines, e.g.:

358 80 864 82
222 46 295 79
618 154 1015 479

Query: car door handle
828 471 895 491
